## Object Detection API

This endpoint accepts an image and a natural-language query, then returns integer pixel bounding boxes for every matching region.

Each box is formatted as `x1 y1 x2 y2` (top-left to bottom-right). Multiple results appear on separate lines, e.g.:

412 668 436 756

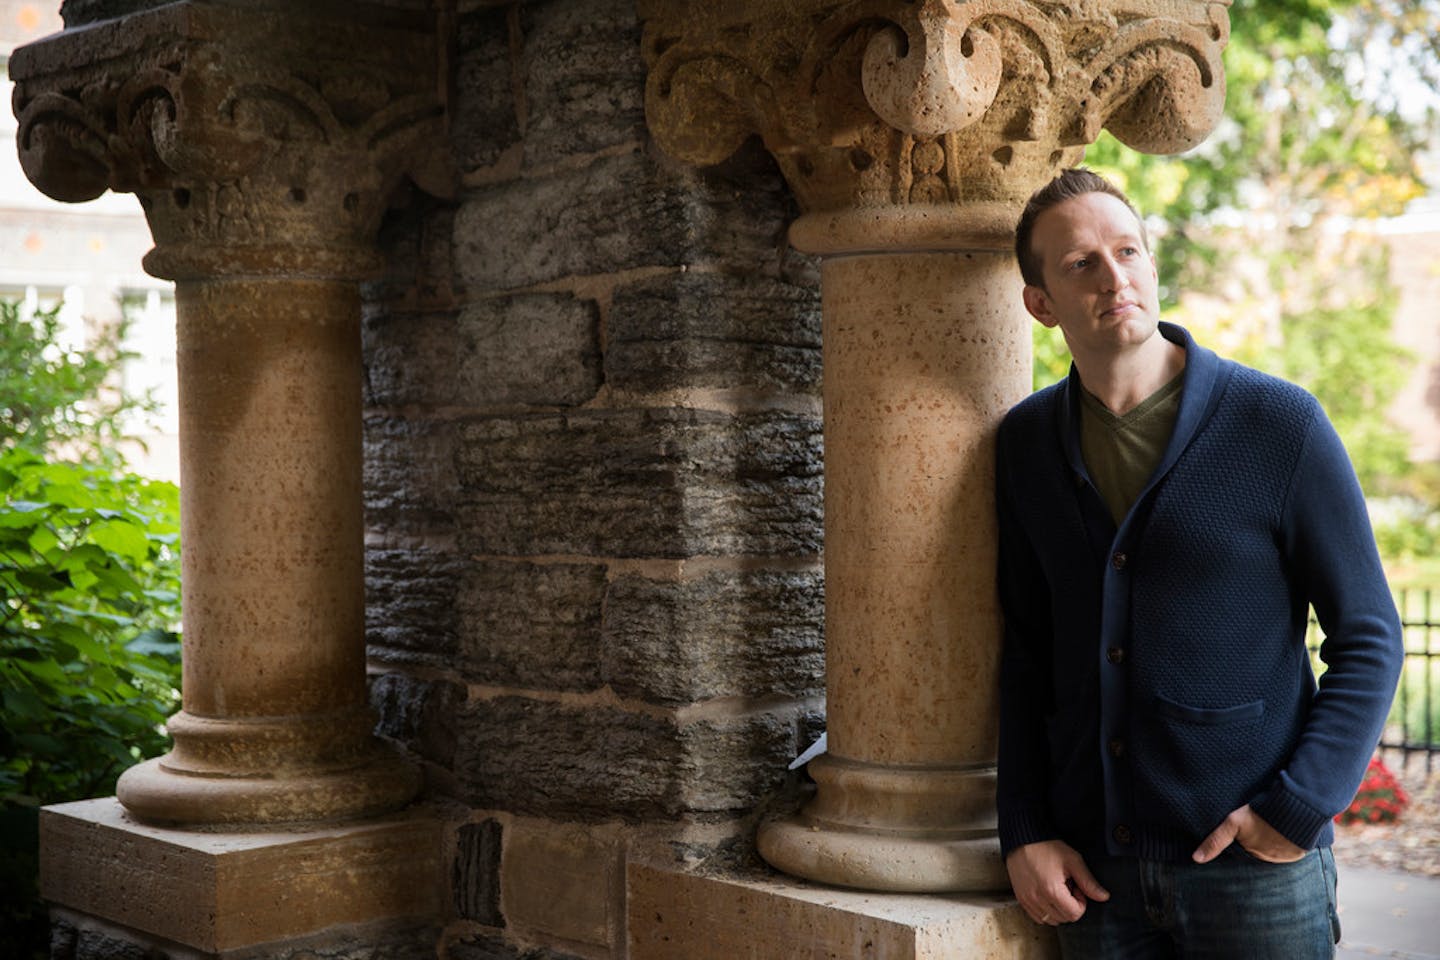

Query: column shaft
824 251 1025 764
176 278 365 720
759 248 1030 891
115 277 419 824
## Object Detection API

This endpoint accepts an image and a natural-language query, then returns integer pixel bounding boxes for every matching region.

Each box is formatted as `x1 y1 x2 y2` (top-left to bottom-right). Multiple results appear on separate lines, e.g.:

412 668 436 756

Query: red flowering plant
1336 756 1410 825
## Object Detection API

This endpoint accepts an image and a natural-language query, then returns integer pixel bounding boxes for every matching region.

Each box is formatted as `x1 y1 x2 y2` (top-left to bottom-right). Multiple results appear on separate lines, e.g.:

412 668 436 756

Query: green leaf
0 687 47 722
26 524 58 555
12 733 64 757
125 629 181 661
14 570 69 593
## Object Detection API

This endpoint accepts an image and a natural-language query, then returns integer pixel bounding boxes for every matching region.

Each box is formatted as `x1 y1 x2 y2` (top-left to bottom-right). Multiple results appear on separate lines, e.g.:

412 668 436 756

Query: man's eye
1070 258 1089 270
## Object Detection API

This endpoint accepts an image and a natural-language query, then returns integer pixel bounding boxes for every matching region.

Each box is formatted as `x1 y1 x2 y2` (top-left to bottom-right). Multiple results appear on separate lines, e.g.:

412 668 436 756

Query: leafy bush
0 300 158 463
0 299 181 958
0 447 181 806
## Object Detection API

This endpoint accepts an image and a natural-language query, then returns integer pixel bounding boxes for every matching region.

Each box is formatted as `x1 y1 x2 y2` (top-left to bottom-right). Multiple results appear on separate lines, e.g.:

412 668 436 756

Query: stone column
641 0 1230 894
11 1 447 826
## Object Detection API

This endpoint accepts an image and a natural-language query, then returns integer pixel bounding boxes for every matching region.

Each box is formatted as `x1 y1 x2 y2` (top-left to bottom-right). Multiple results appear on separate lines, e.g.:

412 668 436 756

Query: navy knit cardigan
996 323 1404 862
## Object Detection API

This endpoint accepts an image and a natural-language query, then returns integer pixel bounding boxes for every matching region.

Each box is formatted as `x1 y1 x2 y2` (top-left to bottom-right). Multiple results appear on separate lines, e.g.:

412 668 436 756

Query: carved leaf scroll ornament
642 0 1230 213
10 2 448 279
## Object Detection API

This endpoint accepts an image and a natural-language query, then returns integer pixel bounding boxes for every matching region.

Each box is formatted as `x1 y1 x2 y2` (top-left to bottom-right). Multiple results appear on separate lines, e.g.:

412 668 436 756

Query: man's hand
1192 804 1307 864
1005 840 1110 925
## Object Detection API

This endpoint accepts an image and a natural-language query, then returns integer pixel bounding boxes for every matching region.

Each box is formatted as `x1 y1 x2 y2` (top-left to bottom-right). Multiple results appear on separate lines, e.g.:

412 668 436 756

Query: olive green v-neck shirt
1079 373 1185 526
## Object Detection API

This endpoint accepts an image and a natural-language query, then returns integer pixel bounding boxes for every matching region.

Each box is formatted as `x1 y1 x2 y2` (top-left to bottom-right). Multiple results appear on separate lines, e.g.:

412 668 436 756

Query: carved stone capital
9 1 449 279
641 0 1230 249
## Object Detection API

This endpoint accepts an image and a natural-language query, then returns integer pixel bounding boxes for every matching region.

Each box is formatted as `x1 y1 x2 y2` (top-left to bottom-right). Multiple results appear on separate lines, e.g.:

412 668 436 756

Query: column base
757 753 1009 892
628 862 1055 959
39 797 442 954
116 732 420 825
758 815 1008 893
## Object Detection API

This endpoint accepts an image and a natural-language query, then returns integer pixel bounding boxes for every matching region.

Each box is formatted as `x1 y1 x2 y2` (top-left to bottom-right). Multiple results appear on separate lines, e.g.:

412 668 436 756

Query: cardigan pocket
1151 694 1265 725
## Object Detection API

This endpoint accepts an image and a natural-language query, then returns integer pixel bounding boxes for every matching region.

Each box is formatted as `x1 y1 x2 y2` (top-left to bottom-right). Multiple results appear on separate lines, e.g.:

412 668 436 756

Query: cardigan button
1111 552 1128 571
1106 646 1125 665
1113 825 1133 845
1108 738 1126 758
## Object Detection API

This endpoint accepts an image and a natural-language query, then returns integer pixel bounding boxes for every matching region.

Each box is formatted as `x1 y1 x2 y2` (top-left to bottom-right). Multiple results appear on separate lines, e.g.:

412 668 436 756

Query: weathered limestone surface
607 271 821 395
51 910 438 960
454 561 607 689
454 409 822 558
448 934 586 960
363 416 463 537
453 7 521 174
518 0 649 163
370 672 463 771
454 820 505 927
454 697 801 820
40 799 442 955
365 547 465 662
502 820 623 949
364 295 603 409
602 570 825 704
628 864 1057 960
363 32 827 959
453 151 793 291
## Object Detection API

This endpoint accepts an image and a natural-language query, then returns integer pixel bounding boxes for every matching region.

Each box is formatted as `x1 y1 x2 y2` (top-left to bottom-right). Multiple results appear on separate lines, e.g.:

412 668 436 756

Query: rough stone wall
362 2 825 957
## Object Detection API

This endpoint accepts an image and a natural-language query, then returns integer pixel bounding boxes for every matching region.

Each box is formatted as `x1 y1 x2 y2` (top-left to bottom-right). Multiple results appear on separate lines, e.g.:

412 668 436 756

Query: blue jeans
1055 847 1341 959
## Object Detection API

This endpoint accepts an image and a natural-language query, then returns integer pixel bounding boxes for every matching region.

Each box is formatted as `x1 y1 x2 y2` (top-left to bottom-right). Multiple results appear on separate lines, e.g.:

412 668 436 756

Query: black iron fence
1309 587 1440 778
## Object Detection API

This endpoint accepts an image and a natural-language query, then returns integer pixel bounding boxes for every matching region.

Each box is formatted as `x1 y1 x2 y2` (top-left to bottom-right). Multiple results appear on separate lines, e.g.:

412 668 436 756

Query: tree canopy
1036 0 1440 499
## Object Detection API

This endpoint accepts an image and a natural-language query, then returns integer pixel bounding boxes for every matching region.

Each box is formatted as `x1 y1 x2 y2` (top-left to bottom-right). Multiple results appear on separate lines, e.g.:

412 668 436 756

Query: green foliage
0 447 181 807
0 300 158 465
0 299 181 958
1032 324 1071 392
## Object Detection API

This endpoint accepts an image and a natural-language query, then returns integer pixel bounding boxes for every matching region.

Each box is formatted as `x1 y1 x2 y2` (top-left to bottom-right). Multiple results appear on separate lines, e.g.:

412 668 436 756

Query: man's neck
1072 332 1187 416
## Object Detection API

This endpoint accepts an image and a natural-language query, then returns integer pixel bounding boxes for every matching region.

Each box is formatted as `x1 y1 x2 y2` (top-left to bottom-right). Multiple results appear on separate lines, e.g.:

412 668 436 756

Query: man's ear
1022 284 1058 327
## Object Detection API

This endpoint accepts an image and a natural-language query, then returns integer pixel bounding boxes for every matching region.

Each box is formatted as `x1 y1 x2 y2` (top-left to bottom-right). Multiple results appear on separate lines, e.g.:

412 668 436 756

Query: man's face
1021 192 1161 361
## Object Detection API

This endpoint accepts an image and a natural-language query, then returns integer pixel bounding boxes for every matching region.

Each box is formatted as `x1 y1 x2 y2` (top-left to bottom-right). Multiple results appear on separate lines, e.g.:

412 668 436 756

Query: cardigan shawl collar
1055 322 1234 541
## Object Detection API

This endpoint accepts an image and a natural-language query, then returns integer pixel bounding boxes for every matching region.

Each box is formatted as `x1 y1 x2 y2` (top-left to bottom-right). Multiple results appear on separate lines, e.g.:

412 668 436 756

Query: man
995 168 1404 958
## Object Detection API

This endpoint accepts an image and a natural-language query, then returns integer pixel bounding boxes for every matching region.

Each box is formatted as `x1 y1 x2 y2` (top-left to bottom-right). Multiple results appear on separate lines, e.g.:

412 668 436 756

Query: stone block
456 560 606 690
369 672 463 769
454 697 797 819
519 0 647 164
449 933 586 960
364 295 601 409
627 864 1058 960
454 819 505 926
365 546 462 660
58 1 169 28
49 909 439 960
454 408 822 558
362 414 460 536
607 271 821 395
454 6 521 174
364 198 458 309
452 150 791 292
502 820 619 948
40 799 443 954
601 569 824 704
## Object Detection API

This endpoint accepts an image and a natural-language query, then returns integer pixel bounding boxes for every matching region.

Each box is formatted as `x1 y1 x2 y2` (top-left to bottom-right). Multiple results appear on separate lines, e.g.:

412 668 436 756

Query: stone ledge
40 797 443 954
627 862 1057 960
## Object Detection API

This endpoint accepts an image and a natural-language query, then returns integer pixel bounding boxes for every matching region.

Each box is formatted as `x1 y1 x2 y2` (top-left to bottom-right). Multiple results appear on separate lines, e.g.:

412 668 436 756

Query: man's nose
1097 256 1129 291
